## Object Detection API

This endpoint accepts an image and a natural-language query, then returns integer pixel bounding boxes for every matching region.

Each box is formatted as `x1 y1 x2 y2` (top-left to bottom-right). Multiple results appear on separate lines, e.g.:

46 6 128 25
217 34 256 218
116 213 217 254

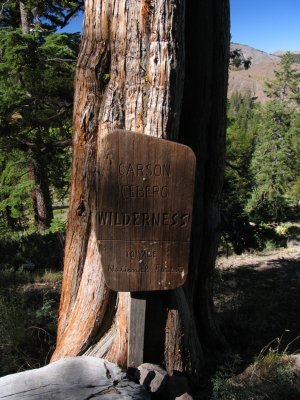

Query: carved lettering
107 263 182 274
107 264 149 273
98 211 190 228
121 185 169 199
180 213 190 227
118 163 170 177
126 249 157 258
155 265 184 273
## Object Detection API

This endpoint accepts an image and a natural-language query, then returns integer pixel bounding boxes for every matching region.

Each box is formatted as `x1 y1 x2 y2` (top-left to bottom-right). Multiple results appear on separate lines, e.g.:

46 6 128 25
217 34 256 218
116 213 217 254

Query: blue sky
59 13 83 34
61 2 300 54
230 0 300 53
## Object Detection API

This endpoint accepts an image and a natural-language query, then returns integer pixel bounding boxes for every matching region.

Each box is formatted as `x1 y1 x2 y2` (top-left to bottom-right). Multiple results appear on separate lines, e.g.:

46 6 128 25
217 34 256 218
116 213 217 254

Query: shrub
0 231 64 269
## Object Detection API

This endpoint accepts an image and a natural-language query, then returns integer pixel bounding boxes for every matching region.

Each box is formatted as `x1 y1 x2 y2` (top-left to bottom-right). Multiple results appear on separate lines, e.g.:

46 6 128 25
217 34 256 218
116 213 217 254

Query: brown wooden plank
95 130 196 292
127 295 146 368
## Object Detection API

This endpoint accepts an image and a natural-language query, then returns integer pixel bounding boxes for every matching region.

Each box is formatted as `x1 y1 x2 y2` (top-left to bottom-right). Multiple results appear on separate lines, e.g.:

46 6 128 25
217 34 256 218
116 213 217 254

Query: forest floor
210 243 300 399
0 269 62 377
215 245 300 362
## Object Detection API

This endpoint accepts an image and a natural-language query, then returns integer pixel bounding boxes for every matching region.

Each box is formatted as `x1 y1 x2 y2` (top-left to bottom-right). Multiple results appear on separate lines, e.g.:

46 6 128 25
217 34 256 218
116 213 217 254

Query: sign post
95 130 196 366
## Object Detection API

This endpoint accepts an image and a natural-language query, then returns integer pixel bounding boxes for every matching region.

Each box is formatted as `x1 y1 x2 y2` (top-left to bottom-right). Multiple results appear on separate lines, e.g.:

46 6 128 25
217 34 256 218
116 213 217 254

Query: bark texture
29 155 53 231
52 0 230 384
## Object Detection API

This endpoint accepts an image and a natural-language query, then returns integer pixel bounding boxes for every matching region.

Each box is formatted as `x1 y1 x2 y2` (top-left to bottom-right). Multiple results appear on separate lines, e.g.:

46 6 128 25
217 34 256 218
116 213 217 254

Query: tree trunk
52 0 230 385
29 154 53 231
19 1 30 34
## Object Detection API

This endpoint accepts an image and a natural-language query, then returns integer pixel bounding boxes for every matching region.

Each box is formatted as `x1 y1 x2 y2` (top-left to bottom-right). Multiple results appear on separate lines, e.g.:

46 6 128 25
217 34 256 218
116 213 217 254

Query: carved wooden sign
95 130 196 292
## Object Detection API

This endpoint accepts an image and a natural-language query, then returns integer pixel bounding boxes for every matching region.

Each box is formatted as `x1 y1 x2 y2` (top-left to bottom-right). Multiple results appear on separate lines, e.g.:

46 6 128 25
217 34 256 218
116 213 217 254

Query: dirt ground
214 246 300 366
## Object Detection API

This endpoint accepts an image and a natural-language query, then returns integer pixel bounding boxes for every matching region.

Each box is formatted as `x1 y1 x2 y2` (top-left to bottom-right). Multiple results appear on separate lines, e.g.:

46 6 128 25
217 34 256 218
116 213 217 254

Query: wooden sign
95 130 196 292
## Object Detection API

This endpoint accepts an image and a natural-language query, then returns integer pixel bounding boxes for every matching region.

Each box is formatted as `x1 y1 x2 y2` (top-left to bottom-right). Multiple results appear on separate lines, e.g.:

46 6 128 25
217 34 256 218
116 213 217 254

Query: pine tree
247 53 300 222
223 91 259 252
288 113 300 204
0 1 83 30
0 4 80 230
246 101 296 222
265 52 300 103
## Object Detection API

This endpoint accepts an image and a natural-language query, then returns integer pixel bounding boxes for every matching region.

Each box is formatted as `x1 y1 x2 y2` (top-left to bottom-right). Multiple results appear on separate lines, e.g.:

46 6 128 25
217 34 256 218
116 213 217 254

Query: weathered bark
29 154 53 231
52 0 230 386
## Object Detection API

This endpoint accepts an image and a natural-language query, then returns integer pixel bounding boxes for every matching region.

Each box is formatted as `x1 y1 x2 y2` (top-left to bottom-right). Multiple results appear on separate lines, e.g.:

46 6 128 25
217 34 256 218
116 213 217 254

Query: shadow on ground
214 251 300 365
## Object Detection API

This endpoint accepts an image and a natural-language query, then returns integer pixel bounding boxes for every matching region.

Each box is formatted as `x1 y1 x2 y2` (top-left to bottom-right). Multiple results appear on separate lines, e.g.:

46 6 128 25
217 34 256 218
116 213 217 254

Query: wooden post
128 294 147 368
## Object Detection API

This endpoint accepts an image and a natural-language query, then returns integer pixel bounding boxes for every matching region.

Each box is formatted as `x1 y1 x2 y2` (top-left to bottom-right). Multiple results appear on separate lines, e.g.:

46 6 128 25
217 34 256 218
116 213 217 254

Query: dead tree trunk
19 1 30 33
52 0 229 384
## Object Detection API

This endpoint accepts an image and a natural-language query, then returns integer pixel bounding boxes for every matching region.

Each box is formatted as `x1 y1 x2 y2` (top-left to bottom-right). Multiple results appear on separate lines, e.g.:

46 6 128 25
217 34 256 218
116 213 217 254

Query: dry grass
33 270 63 284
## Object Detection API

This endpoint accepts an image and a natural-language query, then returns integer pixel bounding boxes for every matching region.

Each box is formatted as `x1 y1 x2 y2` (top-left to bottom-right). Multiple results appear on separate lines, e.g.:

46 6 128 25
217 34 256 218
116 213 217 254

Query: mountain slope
231 43 281 65
228 43 300 102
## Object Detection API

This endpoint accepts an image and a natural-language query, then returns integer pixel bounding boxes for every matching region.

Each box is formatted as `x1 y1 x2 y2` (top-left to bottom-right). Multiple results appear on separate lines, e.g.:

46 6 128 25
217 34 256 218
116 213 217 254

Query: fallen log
0 356 150 399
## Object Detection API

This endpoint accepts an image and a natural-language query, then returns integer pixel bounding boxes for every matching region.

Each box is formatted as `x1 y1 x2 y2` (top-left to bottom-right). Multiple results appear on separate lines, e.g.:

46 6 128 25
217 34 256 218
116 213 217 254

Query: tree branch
46 58 76 62
0 0 10 16
225 160 243 175
59 3 84 29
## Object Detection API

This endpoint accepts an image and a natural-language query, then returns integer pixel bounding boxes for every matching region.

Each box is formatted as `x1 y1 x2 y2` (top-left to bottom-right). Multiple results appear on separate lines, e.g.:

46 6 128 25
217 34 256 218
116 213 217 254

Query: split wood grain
0 357 150 400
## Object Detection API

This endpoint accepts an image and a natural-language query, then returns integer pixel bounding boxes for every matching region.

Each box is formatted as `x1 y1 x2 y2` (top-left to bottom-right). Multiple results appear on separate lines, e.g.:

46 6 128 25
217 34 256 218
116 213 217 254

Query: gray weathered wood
128 295 146 368
96 130 196 292
0 357 150 399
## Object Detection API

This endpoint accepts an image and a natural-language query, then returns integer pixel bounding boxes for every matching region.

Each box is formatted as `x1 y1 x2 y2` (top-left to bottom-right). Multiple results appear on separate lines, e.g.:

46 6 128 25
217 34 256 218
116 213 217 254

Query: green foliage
0 278 60 376
48 217 66 233
246 101 296 222
223 53 300 253
289 53 300 64
222 91 260 253
0 231 64 267
247 53 300 222
0 1 83 31
265 52 300 103
246 54 300 222
25 0 84 31
0 29 79 138
211 349 299 400
35 298 56 324
255 349 294 384
0 294 30 375
211 353 246 400
0 26 78 231
0 267 32 288
0 150 32 228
